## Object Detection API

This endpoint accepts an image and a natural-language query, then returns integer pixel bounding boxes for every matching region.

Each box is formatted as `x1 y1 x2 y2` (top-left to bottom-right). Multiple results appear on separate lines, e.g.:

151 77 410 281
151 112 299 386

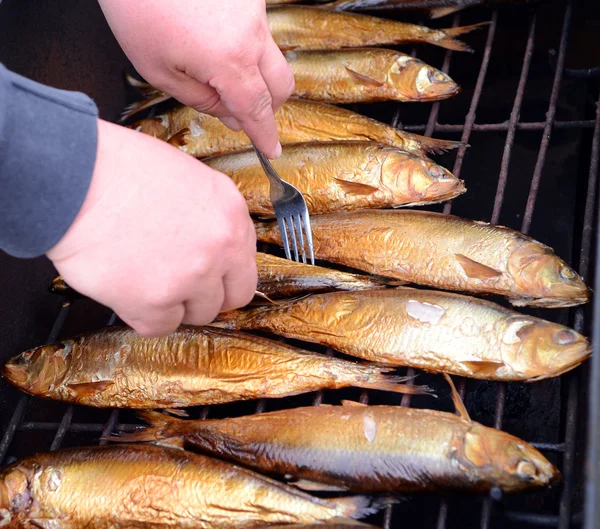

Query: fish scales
0 444 372 529
214 289 590 381
120 405 559 493
254 209 590 307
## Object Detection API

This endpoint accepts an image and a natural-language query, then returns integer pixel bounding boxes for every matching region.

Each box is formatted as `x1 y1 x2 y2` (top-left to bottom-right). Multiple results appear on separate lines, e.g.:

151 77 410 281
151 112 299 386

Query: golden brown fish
214 289 590 381
268 6 487 52
0 444 381 529
287 48 459 103
1 326 426 408
132 98 461 158
205 142 465 216
256 252 389 298
116 399 560 493
254 210 590 307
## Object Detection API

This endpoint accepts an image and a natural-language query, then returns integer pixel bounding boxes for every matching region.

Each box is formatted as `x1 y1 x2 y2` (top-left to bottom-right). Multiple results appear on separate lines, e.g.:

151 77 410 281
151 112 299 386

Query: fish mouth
551 341 591 374
1 362 29 386
419 83 461 102
423 179 466 202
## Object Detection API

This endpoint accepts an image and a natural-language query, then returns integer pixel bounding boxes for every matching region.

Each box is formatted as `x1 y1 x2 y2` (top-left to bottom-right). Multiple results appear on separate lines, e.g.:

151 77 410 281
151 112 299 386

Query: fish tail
119 91 172 123
356 371 434 397
335 495 396 519
436 22 491 53
104 411 184 444
411 135 465 155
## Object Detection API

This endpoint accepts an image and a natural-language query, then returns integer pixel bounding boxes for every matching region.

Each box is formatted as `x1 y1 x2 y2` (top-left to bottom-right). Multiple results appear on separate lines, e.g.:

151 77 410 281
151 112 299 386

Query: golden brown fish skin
268 6 484 52
0 444 372 529
132 99 461 158
121 405 560 494
256 252 388 298
214 289 590 381
254 210 590 307
205 142 464 216
1 326 423 408
286 48 459 103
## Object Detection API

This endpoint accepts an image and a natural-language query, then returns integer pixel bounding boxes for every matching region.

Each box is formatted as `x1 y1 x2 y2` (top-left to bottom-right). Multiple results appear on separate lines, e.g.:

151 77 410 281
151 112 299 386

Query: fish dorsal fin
455 254 502 280
345 67 385 88
443 373 471 423
167 128 190 147
334 178 380 196
341 400 367 408
66 380 114 398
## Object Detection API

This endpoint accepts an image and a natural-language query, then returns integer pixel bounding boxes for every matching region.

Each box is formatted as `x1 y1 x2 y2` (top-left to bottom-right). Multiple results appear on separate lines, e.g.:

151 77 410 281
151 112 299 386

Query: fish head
383 152 465 203
500 316 590 381
388 56 459 102
0 463 36 526
2 341 73 395
507 242 590 307
462 424 560 492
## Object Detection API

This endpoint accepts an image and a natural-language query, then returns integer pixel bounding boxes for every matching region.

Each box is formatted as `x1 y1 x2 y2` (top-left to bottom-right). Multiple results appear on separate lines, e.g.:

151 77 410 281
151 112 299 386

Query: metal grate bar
404 120 596 133
583 95 600 529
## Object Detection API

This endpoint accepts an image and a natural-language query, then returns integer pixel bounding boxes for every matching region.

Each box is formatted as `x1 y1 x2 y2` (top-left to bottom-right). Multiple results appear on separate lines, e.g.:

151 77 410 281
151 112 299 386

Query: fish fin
163 408 190 418
119 91 172 123
435 22 491 52
411 135 465 155
66 380 114 398
335 495 397 519
166 128 190 148
385 280 408 286
443 373 471 423
455 254 503 280
356 373 435 397
292 479 348 492
124 72 154 91
429 5 466 19
334 178 380 196
461 360 505 377
253 291 282 305
341 399 367 408
345 67 385 88
103 410 184 444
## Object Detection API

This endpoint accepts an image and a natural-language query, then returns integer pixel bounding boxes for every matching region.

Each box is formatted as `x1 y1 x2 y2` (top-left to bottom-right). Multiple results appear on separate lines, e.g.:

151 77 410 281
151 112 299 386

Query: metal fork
251 142 315 265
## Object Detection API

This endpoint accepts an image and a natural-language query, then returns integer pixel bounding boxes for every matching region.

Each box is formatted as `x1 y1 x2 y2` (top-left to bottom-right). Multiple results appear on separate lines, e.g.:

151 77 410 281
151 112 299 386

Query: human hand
98 0 294 159
46 120 257 337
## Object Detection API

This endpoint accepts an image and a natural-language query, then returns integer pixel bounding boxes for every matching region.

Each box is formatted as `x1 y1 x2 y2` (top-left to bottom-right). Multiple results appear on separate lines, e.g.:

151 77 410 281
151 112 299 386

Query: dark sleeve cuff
0 63 99 258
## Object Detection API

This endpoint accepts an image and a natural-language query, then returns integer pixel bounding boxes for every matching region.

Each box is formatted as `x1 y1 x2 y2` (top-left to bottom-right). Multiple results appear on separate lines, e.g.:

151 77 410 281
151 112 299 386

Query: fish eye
427 165 444 179
559 266 578 280
21 351 33 360
516 460 536 480
434 71 446 82
553 329 577 345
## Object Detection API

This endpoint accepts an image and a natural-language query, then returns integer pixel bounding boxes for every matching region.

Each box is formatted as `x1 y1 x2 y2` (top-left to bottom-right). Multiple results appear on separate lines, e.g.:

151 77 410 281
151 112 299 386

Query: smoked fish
1 326 426 408
132 98 461 158
254 210 590 308
255 252 388 298
117 400 560 493
0 444 381 529
49 251 389 300
214 289 590 381
268 6 487 52
287 48 460 103
205 142 465 216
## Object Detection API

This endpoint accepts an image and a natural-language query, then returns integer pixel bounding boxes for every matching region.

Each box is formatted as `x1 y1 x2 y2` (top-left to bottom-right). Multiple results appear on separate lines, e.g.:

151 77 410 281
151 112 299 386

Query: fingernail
273 141 282 159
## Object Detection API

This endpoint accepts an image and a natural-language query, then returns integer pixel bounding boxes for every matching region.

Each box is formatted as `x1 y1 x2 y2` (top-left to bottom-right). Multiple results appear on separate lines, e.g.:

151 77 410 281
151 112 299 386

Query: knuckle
245 93 273 123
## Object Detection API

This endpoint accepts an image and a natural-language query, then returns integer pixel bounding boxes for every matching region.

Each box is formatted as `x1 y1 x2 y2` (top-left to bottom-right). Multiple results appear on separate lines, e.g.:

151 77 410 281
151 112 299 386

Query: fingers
220 254 258 313
166 75 231 118
118 303 186 338
258 40 295 112
209 66 281 158
181 279 226 326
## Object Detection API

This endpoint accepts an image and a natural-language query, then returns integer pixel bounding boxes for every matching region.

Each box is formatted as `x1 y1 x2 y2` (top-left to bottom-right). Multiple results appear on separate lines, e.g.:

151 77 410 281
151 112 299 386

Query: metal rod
403 120 596 133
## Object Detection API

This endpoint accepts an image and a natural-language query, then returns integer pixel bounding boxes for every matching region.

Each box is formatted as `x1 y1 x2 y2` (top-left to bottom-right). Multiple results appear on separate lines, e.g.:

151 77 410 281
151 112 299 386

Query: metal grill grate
1 1 598 528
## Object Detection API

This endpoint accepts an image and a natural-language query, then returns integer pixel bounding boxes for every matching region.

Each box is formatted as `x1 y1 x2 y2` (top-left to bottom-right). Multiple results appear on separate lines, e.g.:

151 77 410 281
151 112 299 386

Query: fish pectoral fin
345 67 385 88
291 479 349 492
166 127 190 147
66 380 114 398
334 178 380 196
429 6 465 18
455 254 503 280
341 399 367 408
163 408 190 418
461 360 506 377
442 373 471 423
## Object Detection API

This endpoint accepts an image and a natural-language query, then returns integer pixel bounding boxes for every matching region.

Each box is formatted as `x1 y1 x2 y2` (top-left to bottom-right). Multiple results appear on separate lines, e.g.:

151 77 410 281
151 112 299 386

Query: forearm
0 63 98 258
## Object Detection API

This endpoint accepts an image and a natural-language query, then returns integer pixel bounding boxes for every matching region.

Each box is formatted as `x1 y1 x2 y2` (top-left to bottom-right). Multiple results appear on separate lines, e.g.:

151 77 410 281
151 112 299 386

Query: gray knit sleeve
0 63 99 258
